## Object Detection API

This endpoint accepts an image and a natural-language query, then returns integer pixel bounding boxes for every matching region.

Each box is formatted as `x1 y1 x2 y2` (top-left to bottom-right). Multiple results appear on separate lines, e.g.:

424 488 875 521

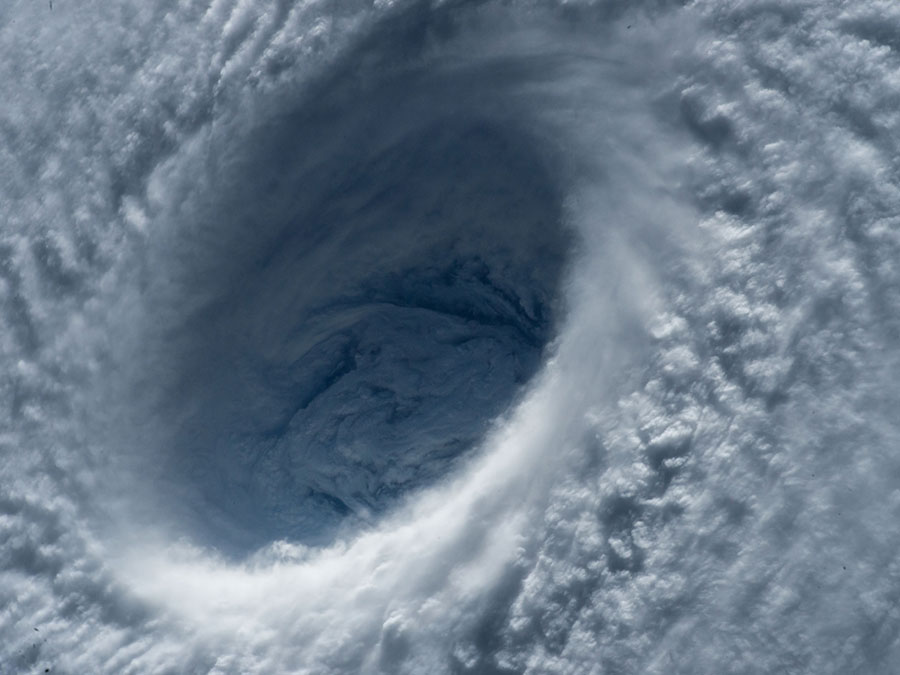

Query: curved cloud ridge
3 0 900 674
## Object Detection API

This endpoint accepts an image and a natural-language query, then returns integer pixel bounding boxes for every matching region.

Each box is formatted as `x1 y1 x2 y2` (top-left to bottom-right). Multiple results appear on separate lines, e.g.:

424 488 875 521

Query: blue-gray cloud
2 0 900 673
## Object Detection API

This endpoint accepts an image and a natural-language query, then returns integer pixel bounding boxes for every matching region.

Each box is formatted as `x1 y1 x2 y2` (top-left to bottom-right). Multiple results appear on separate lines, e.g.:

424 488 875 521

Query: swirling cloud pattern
2 0 900 673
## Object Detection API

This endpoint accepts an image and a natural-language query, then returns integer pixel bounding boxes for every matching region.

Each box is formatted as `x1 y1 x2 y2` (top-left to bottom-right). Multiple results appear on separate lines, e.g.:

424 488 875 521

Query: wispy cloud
2 0 900 673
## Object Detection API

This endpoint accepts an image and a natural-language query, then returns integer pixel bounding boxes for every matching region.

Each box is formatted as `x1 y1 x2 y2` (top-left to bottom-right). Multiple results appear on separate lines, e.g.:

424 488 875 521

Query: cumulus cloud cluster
2 0 900 673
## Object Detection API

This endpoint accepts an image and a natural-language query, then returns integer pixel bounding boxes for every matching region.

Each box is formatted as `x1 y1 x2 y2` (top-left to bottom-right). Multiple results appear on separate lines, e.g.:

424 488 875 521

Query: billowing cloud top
2 0 900 673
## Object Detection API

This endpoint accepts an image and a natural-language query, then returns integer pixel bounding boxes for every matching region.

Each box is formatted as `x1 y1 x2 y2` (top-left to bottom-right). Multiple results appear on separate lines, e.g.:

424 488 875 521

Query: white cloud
2 0 900 673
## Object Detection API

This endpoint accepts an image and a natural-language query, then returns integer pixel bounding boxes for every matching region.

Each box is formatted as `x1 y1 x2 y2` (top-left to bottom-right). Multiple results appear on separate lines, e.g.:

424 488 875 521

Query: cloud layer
2 0 900 673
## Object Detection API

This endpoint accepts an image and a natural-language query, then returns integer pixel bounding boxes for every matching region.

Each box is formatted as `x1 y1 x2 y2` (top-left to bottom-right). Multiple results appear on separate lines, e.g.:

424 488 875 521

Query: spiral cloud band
3 0 900 673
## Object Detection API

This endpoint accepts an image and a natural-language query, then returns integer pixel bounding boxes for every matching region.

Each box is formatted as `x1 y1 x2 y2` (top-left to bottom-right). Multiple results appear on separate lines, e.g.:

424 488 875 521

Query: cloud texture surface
2 0 900 673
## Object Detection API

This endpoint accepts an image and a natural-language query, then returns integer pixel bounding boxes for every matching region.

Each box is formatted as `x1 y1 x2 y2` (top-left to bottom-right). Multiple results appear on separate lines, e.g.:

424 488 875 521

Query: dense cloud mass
3 0 900 672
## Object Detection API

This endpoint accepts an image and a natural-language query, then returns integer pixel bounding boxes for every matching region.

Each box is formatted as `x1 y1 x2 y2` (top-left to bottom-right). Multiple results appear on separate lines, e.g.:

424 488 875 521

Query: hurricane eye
136 113 570 554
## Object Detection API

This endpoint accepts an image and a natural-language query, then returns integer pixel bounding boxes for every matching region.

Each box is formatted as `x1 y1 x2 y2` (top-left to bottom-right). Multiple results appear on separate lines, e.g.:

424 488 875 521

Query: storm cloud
2 0 900 673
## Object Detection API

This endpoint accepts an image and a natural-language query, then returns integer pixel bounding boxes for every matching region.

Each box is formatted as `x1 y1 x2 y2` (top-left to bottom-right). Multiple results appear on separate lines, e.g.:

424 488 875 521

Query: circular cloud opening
123 76 571 554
